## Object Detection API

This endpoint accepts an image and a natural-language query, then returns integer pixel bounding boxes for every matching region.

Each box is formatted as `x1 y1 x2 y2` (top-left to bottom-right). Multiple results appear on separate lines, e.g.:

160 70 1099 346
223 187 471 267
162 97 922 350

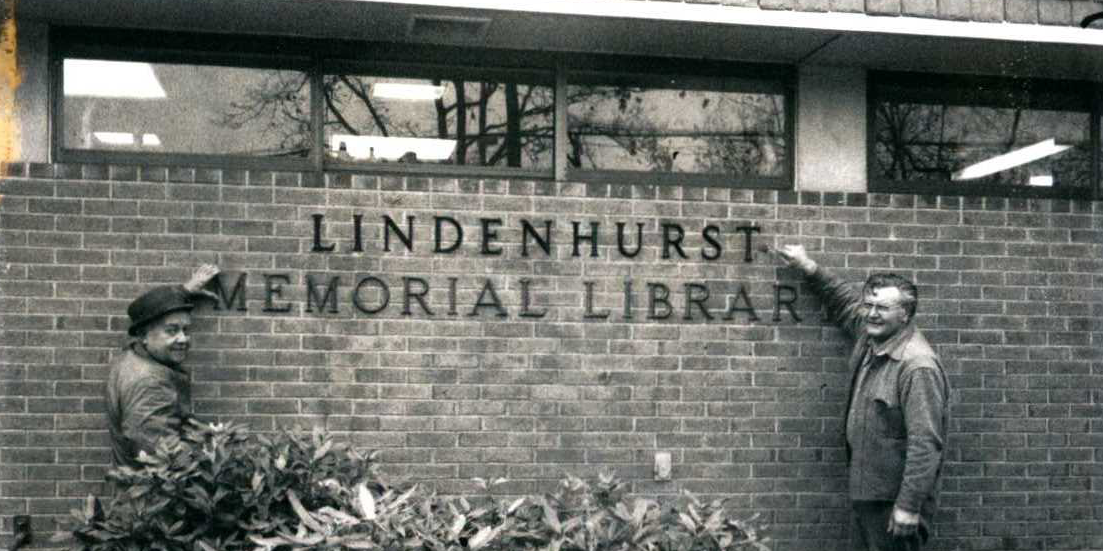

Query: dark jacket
105 344 193 468
807 267 950 519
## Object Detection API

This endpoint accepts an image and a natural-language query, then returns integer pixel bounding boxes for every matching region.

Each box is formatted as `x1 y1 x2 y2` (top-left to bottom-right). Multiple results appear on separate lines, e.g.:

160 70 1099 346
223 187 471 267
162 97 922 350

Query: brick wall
1 163 1102 550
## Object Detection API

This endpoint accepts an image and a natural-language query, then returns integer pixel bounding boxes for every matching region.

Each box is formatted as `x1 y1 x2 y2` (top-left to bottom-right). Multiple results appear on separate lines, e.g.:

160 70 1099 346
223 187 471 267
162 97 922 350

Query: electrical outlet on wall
654 451 672 481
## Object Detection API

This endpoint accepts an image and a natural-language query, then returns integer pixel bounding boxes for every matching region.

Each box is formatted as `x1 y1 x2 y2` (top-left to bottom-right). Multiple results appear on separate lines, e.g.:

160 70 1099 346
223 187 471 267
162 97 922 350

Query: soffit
19 0 1103 81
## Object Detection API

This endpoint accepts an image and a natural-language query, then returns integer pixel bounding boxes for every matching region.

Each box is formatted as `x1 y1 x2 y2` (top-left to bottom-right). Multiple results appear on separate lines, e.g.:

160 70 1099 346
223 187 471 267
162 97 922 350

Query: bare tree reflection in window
874 101 1091 188
218 72 554 168
566 85 786 176
215 71 313 157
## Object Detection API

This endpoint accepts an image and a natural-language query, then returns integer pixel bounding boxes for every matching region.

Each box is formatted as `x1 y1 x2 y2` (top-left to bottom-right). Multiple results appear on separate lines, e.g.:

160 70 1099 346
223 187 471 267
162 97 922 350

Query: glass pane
63 59 311 157
566 85 787 177
873 102 1091 189
324 75 554 169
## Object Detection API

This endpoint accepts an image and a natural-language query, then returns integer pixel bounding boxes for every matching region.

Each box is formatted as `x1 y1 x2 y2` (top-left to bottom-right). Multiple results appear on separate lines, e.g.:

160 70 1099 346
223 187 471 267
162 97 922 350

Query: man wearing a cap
105 264 220 468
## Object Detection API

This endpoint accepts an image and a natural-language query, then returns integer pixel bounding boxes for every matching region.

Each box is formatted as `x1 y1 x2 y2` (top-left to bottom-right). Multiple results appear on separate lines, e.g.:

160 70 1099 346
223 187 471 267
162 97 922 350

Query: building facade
3 1 1103 549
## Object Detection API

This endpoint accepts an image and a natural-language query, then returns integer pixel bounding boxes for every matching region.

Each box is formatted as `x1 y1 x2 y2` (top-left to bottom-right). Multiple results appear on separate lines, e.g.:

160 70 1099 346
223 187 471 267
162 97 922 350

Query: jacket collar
128 341 189 375
867 321 916 361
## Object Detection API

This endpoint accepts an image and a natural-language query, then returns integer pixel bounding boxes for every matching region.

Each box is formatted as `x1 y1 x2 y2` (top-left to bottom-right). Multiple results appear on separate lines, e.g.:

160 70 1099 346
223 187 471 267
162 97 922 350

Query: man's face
140 311 193 367
863 286 910 342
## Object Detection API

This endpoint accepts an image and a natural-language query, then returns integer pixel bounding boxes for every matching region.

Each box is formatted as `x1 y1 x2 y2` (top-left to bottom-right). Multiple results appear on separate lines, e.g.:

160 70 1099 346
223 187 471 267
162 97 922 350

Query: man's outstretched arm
771 244 865 339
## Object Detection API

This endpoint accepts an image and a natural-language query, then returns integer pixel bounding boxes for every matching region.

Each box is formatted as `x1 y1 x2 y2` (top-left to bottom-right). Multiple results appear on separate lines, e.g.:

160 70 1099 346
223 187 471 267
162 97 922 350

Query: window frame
49 26 797 190
867 70 1101 200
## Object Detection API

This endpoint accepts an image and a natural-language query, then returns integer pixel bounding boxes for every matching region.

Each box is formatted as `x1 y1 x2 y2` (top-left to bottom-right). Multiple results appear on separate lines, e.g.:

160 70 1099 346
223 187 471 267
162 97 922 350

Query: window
566 63 793 188
61 59 311 160
51 28 794 189
870 71 1098 199
323 64 554 173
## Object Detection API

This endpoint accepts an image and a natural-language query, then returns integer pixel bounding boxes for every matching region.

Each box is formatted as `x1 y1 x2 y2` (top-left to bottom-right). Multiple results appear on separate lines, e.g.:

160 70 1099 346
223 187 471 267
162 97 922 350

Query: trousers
851 501 926 551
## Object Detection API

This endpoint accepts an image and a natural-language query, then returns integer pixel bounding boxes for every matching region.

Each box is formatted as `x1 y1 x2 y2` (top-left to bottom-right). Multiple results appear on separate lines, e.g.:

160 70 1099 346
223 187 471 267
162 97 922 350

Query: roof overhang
19 0 1103 81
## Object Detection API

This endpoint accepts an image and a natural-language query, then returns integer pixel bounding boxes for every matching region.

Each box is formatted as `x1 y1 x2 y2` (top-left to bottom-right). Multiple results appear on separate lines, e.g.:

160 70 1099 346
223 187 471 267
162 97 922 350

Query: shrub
61 421 769 551
257 474 769 551
62 420 379 551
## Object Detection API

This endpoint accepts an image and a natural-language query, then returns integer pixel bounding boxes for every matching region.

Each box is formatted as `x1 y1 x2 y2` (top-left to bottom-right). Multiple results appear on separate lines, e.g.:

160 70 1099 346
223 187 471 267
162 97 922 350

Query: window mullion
312 58 325 174
555 61 567 182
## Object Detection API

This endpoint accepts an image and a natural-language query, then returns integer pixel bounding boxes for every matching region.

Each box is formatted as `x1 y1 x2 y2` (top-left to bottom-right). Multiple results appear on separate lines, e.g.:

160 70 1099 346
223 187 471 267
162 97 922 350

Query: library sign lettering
209 213 803 323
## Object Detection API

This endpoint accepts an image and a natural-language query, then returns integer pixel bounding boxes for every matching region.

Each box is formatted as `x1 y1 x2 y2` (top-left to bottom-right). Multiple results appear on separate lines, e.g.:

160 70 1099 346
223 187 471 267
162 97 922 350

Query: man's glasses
860 302 903 315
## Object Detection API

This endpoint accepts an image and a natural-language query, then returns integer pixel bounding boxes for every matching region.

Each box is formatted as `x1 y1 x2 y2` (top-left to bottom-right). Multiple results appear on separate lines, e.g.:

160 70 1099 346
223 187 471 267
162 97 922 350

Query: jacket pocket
873 398 906 439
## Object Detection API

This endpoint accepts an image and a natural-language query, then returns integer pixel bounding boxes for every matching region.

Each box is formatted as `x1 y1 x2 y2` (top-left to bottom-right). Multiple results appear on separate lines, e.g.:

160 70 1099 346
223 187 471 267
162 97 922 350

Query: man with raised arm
773 245 949 551
105 265 221 469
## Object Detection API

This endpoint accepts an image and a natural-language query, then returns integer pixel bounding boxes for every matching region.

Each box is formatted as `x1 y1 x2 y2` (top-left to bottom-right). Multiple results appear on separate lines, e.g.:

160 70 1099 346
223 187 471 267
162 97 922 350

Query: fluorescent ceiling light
141 134 162 147
64 59 167 99
372 82 446 101
92 131 135 146
1028 175 1054 187
951 138 1072 181
332 134 456 161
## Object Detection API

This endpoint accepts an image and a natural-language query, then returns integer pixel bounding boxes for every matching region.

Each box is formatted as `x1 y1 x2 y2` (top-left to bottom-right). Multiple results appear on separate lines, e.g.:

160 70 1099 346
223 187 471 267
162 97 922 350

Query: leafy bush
258 473 769 551
61 421 769 551
62 420 379 551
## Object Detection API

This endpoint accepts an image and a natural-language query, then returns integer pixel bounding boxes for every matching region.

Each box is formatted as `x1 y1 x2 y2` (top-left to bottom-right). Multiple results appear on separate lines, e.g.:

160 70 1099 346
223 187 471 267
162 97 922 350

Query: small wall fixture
407 14 491 44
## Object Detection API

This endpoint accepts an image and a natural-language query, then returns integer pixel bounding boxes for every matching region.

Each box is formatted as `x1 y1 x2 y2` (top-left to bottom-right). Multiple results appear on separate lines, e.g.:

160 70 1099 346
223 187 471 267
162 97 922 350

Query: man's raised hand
772 244 818 275
183 264 221 302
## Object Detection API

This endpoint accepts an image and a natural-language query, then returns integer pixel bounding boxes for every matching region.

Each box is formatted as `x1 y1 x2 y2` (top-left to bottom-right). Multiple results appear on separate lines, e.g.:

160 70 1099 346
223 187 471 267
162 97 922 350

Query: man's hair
863 273 918 318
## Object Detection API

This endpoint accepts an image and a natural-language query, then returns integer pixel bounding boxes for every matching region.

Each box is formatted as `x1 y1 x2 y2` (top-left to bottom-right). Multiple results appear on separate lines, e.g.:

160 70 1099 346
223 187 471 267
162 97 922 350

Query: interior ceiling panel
18 0 1103 80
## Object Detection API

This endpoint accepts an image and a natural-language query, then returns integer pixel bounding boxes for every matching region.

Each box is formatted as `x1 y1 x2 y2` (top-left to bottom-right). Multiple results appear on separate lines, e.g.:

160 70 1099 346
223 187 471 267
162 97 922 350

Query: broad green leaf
467 526 496 550
314 440 333 462
357 483 377 520
449 515 466 539
632 498 650 526
704 510 722 532
287 490 324 532
392 485 417 510
678 513 696 532
319 506 359 525
249 535 287 547
540 498 561 534
506 497 526 515
281 532 325 545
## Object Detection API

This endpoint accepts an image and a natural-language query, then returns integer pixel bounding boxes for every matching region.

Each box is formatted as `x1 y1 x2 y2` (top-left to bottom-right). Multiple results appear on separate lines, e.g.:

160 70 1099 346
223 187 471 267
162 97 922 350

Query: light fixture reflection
1028 175 1054 187
331 135 455 161
91 132 163 147
92 131 135 146
65 59 167 99
371 82 446 101
951 138 1072 181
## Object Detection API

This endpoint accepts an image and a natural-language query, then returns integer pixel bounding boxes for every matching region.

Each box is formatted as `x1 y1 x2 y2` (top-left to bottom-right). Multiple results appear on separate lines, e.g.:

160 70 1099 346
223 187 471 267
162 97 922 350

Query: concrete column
14 19 48 163
795 64 866 193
